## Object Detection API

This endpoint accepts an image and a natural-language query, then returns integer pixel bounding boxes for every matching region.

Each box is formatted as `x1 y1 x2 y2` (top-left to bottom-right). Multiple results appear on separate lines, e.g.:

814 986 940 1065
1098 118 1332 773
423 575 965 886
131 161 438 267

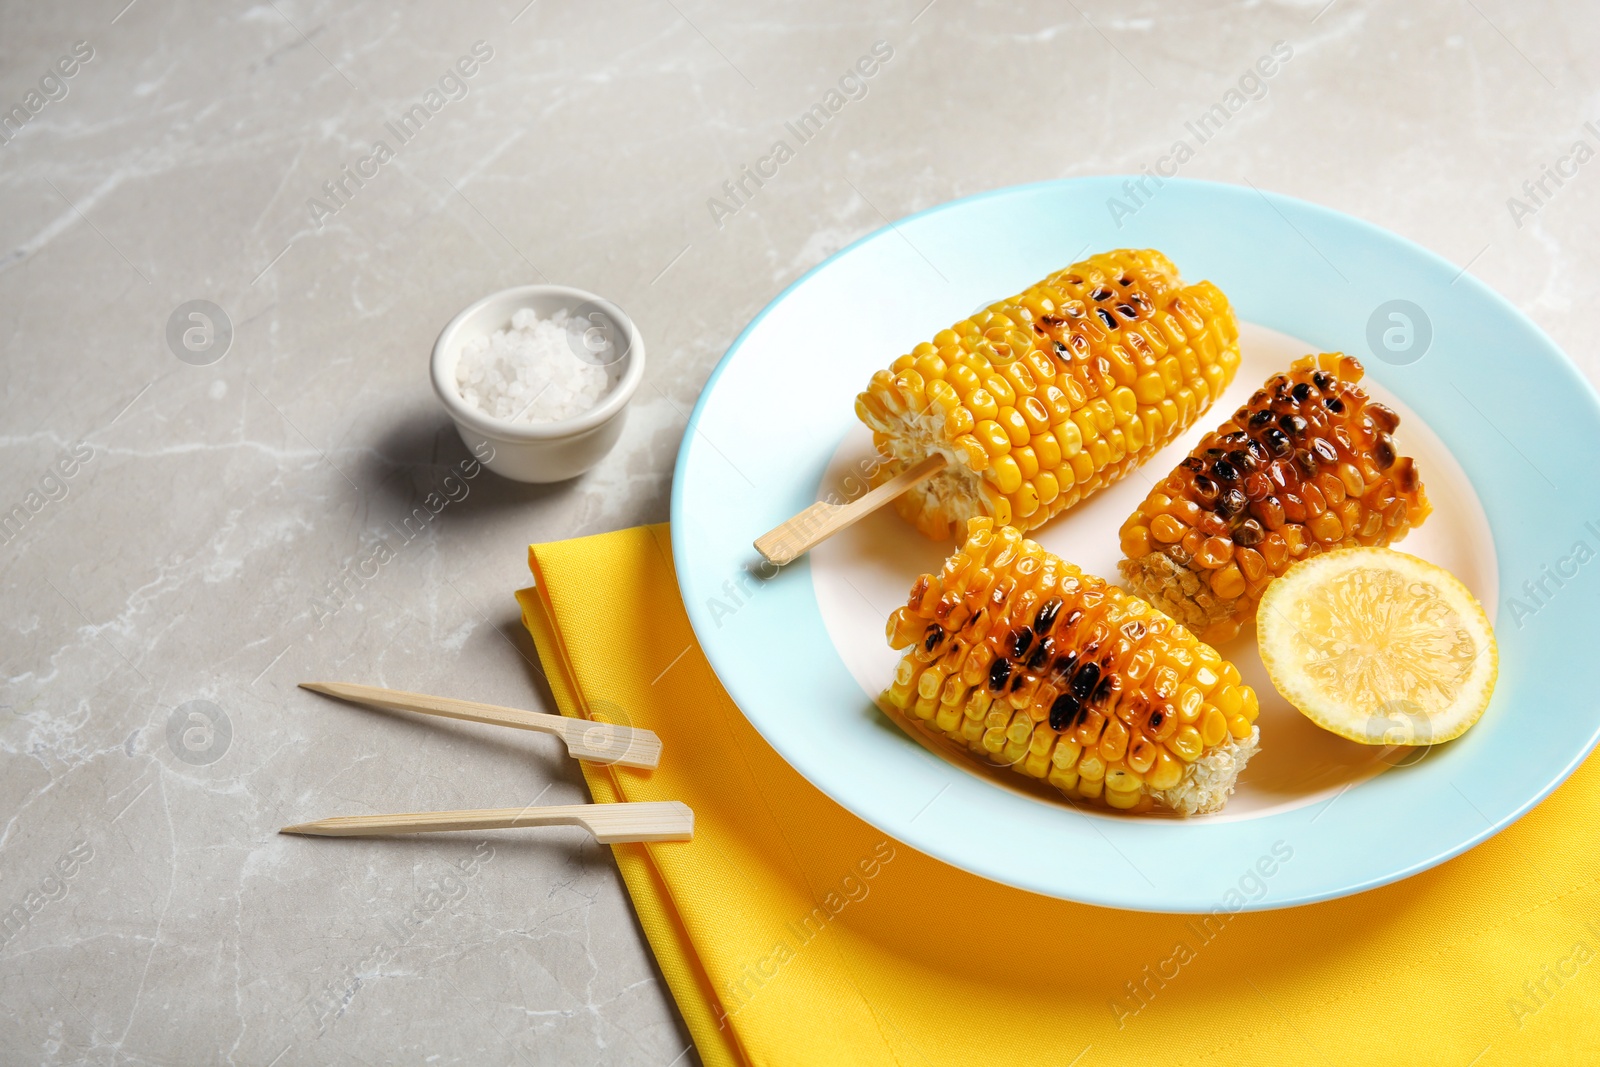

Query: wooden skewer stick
280 801 694 843
299 682 662 770
754 452 947 566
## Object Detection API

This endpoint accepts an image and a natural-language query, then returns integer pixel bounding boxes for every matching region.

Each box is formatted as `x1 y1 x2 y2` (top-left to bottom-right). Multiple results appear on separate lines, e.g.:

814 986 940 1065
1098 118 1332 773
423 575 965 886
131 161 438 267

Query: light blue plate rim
670 176 1600 913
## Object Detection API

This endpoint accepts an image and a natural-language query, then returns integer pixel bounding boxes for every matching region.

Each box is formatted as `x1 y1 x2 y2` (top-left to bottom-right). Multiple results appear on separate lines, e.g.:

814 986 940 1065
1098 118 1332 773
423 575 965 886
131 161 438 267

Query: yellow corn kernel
1032 432 1063 471
948 362 982 398
967 388 1000 422
1147 749 1183 790
998 407 1030 447
1177 685 1203 722
975 420 1011 457
1134 371 1166 405
1036 471 1061 506
1006 712 1034 746
1241 686 1260 722
1121 524 1152 559
1105 767 1143 795
1123 416 1146 454
1105 784 1141 809
1200 707 1228 747
945 405 976 436
984 375 1017 407
1047 766 1080 792
991 455 1023 494
1014 481 1041 520
1170 725 1203 762
1054 419 1083 457
1019 395 1052 434
1109 386 1138 422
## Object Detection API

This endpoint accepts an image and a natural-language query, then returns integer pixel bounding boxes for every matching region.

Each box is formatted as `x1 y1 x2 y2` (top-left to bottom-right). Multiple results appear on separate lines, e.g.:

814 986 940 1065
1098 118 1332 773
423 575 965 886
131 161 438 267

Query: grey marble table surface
1 0 1595 1063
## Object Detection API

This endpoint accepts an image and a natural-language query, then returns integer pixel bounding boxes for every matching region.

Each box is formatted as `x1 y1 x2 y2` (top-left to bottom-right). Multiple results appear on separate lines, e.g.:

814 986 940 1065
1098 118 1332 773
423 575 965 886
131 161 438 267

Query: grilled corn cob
855 249 1241 539
881 517 1260 816
1119 354 1431 645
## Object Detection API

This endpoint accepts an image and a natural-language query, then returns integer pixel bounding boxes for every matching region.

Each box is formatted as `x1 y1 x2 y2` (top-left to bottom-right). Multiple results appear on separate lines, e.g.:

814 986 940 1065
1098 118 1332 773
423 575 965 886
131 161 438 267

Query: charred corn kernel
1118 354 1431 643
857 251 1241 540
879 517 1260 816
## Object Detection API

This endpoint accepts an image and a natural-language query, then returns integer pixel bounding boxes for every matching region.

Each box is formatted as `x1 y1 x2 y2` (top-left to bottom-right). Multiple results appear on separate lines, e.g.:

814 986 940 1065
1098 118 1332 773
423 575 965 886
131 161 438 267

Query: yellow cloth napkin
518 524 1600 1067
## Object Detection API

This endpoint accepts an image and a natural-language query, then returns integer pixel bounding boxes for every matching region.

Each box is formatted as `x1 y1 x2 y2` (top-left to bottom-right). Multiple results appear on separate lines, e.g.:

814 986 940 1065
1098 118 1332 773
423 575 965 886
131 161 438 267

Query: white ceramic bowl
430 284 645 483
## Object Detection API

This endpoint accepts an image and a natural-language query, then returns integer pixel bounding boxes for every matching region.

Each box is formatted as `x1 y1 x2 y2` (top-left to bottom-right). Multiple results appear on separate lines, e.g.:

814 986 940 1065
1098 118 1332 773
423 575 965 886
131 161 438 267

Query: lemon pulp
1257 548 1497 745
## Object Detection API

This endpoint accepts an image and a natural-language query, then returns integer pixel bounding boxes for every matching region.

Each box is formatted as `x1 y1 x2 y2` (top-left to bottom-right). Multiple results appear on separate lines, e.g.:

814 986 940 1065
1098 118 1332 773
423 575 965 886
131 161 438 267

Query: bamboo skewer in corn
755 249 1241 565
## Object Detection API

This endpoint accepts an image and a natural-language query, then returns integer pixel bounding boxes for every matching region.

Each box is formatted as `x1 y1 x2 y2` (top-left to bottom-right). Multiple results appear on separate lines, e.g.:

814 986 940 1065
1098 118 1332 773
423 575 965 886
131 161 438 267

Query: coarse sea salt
455 307 622 423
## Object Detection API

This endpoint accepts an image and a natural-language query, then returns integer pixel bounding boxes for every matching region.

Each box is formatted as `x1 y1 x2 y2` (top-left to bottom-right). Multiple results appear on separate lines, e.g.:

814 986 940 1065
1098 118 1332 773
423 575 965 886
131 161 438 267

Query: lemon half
1257 548 1497 745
